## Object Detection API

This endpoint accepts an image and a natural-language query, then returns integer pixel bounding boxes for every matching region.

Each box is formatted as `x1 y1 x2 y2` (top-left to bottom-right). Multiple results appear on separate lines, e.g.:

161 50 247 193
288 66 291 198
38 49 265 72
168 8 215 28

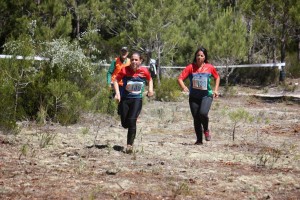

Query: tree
208 7 248 89
240 0 300 80
128 0 189 83
0 35 36 129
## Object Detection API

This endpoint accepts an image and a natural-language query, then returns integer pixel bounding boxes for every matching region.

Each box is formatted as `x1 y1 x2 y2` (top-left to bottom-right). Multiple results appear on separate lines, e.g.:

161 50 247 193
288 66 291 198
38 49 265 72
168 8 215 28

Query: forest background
0 0 299 130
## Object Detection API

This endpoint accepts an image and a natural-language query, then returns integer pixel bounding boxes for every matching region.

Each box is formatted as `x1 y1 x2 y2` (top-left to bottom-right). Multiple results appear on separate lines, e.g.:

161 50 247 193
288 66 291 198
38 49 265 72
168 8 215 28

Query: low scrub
155 78 181 102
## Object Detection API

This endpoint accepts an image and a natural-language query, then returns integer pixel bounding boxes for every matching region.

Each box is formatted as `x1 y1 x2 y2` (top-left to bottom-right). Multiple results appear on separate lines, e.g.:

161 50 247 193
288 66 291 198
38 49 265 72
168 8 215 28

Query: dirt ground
1 85 300 200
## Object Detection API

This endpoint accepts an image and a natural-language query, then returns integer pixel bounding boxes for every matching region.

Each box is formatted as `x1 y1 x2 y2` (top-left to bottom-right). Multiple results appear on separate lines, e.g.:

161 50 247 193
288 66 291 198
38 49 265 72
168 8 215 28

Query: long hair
193 46 208 63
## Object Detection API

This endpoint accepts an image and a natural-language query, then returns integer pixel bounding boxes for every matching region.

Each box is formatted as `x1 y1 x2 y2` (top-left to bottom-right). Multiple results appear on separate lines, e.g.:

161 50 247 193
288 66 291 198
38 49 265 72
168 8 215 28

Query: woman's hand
114 92 121 102
183 86 189 93
213 91 219 98
147 90 154 97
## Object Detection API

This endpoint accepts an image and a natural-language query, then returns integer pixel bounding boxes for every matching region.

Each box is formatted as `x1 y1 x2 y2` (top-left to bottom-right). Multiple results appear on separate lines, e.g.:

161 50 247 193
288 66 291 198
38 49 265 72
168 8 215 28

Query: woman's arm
213 76 220 98
113 80 121 102
178 79 189 92
147 78 154 96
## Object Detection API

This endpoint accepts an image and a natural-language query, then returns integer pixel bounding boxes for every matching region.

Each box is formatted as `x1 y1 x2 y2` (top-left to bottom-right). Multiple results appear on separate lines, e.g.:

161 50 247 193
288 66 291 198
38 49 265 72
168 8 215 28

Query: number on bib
126 81 143 94
192 76 207 90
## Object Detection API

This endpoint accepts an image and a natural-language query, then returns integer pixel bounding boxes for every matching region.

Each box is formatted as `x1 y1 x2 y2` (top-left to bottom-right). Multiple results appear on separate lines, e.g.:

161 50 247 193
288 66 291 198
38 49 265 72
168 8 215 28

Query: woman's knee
127 118 137 128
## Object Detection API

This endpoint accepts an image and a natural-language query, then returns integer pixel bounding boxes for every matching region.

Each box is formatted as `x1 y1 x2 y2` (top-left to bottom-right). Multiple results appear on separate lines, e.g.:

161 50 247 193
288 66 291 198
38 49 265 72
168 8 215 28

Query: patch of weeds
254 110 270 124
157 107 165 120
280 81 297 92
76 159 86 174
246 96 259 105
36 105 47 125
211 101 220 111
85 185 103 200
81 127 90 136
106 140 113 154
172 182 191 198
138 127 144 142
224 86 238 97
38 131 57 148
19 143 30 159
255 146 282 168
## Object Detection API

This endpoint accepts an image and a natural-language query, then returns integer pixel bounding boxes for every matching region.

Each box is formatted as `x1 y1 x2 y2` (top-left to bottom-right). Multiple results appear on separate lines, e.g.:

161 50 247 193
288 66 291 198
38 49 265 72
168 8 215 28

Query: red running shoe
204 130 211 141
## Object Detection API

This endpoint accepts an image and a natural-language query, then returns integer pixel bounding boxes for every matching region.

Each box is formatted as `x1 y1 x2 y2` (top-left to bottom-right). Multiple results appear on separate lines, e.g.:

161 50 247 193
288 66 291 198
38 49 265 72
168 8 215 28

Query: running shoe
126 145 133 154
204 130 211 141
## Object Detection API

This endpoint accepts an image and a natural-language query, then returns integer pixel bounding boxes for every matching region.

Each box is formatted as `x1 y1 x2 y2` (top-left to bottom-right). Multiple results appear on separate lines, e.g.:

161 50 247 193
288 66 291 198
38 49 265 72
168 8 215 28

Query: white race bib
126 81 143 94
192 76 207 90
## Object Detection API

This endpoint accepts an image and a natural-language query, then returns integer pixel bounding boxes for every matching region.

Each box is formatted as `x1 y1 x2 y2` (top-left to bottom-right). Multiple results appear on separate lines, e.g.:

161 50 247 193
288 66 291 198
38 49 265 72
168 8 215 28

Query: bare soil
1 85 300 200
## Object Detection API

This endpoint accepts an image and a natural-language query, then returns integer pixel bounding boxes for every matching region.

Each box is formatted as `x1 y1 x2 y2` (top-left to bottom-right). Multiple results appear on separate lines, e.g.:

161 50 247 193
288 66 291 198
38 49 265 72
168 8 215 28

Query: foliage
228 108 254 141
208 7 248 89
0 37 95 130
0 0 300 129
47 79 86 124
155 78 181 102
286 52 300 78
86 68 118 116
231 67 279 86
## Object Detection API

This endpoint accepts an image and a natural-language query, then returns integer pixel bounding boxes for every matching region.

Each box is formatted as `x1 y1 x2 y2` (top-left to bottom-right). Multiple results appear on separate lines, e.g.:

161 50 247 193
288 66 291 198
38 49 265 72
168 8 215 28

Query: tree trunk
298 39 300 62
76 14 80 38
156 46 161 85
279 1 288 81
225 65 229 91
246 18 253 63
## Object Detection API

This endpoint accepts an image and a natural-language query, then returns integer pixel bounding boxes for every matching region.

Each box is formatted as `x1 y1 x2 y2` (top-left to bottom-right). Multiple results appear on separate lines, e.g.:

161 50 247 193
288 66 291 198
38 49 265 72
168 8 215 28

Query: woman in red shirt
178 47 220 145
114 52 154 153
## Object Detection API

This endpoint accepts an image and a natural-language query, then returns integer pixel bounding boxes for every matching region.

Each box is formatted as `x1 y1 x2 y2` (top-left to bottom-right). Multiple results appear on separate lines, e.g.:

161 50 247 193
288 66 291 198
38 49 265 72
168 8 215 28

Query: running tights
189 97 209 142
119 98 142 145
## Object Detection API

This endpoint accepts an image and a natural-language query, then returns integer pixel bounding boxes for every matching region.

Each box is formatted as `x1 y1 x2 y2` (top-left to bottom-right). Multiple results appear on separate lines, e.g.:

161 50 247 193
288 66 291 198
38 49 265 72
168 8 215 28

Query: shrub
286 52 300 78
47 79 86 124
155 78 181 102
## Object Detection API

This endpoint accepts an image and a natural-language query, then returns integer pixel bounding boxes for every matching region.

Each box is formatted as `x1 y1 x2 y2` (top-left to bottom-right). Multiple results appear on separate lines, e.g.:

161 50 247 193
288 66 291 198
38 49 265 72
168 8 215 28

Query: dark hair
131 52 143 60
193 46 208 63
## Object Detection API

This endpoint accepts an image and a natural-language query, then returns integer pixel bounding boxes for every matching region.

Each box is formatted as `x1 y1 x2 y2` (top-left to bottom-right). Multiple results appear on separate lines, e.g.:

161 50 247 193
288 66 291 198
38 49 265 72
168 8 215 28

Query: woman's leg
119 99 130 128
126 99 143 146
189 97 203 143
200 114 209 131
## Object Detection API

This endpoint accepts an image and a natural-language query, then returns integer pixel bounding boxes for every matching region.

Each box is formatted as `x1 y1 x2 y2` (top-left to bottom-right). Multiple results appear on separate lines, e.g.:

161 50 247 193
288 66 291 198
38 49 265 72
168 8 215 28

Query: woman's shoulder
184 63 195 69
205 63 215 67
138 66 150 72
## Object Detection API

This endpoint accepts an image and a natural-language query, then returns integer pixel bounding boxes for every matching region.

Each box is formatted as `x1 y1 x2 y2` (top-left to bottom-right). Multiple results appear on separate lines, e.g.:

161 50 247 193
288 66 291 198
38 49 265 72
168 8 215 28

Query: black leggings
189 97 209 142
119 98 143 145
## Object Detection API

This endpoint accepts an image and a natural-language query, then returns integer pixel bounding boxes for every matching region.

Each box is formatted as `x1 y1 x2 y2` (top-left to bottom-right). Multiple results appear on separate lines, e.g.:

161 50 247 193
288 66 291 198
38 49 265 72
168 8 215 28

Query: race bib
126 81 143 94
192 76 207 90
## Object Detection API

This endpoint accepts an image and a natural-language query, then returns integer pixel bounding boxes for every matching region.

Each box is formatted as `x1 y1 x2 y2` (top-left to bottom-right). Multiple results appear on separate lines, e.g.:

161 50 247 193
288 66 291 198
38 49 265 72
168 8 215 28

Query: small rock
106 169 120 175
263 194 272 199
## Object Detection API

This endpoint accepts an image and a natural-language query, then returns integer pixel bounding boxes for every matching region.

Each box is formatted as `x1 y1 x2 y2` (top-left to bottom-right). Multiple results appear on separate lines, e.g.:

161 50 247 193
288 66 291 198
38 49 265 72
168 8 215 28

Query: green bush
286 52 300 78
231 67 279 86
155 78 181 102
86 68 118 116
46 79 86 124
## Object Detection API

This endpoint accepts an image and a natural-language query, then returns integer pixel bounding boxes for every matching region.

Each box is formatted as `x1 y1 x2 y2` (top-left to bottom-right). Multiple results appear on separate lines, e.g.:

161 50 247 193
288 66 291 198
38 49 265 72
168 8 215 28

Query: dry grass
1 88 300 200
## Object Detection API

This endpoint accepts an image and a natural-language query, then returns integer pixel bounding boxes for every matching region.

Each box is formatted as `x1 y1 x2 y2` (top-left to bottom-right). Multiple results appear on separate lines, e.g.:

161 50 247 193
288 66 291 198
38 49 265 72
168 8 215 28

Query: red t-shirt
178 63 219 98
116 66 152 98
